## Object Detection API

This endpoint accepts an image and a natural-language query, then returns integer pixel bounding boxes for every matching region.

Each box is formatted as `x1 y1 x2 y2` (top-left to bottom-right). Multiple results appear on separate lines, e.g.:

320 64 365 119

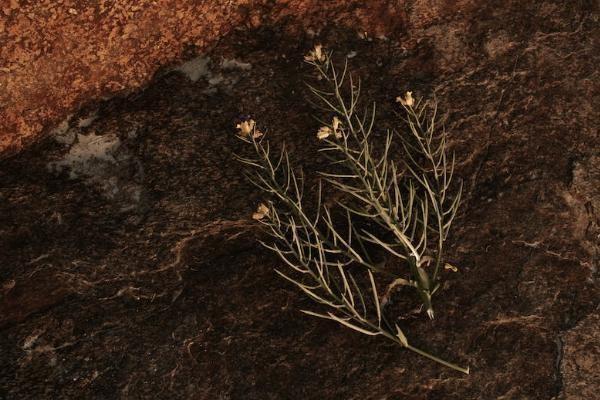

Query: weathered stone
0 0 469 157
561 313 600 400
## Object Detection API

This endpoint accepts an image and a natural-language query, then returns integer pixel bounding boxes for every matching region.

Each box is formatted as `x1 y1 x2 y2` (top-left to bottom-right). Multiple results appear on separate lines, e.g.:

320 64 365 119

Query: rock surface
0 1 598 399
0 0 430 157
561 313 600 400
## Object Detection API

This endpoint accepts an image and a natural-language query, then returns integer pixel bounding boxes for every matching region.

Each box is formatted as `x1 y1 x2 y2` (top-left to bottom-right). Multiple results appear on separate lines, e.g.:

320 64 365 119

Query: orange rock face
1 0 240 156
0 0 470 157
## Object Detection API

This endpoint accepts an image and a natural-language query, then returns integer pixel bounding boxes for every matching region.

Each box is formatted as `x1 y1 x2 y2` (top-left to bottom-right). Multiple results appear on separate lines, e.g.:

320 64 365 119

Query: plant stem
406 344 470 375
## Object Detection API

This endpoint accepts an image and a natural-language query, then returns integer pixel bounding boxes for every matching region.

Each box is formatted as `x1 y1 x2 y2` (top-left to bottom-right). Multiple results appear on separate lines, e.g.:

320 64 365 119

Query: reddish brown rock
0 269 70 329
0 0 464 157
561 313 600 400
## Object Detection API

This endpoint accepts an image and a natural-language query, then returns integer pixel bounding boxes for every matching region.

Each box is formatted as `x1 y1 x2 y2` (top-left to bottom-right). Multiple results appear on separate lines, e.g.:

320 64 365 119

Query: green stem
406 344 470 375
376 323 469 375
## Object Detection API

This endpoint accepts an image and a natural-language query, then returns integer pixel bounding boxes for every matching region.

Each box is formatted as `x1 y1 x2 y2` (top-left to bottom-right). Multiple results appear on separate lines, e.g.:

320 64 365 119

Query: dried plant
235 45 468 374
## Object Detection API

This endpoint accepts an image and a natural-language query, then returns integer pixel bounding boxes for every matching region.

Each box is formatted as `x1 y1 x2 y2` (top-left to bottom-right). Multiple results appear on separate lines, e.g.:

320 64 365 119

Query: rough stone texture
560 312 600 400
0 0 430 157
0 1 599 399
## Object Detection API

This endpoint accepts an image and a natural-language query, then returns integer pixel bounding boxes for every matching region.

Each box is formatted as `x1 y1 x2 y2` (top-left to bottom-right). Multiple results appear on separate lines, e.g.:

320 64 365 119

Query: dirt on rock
1 1 599 399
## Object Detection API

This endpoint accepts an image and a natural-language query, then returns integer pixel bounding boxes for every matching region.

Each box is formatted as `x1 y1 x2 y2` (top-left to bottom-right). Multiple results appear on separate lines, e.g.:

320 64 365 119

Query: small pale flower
444 263 459 272
317 126 333 140
332 116 343 139
396 91 414 107
252 203 270 220
252 129 264 139
304 44 326 63
236 119 256 137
